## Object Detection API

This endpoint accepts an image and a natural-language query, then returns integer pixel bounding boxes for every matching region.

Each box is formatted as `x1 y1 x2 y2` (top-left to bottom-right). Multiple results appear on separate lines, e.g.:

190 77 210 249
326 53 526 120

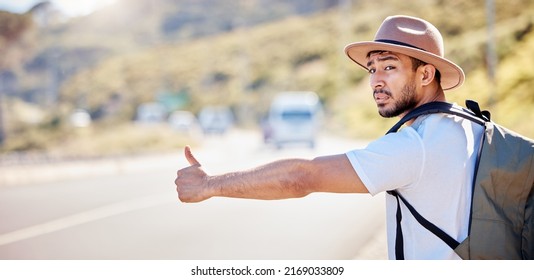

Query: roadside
0 152 389 260
0 151 181 187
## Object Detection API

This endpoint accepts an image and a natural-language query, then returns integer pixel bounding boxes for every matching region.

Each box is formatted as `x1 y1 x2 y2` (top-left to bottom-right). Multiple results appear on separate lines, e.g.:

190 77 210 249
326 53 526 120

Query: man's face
366 51 419 118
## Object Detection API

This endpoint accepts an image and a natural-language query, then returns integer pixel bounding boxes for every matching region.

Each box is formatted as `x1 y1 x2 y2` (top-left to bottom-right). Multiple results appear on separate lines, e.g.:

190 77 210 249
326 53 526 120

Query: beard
376 82 418 118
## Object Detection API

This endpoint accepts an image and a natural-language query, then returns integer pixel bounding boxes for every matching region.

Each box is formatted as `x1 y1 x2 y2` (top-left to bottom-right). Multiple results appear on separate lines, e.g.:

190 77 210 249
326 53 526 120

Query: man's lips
374 92 390 100
373 90 391 105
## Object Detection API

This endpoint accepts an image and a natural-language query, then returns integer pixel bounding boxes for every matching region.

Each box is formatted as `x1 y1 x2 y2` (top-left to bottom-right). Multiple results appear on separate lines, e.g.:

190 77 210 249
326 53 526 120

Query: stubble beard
377 82 419 118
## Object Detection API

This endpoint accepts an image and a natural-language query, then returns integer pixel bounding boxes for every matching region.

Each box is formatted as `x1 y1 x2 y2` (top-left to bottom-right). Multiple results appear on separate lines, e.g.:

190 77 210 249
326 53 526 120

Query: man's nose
369 72 385 90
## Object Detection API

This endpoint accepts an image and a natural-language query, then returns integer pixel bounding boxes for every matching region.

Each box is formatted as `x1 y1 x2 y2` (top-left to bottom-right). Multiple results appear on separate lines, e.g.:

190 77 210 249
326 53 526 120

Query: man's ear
420 64 437 86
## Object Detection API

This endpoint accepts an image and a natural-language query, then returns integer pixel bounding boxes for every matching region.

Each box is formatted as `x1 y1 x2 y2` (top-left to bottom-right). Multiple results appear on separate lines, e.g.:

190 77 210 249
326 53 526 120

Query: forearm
176 150 367 203
207 158 315 200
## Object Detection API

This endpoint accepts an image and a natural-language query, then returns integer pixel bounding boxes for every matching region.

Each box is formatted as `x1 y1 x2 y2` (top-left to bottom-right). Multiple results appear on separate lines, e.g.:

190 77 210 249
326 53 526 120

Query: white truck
265 91 323 149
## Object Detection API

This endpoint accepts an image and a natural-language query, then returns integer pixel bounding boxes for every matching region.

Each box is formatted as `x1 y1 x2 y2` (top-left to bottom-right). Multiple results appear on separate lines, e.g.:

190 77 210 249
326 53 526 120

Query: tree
0 11 35 146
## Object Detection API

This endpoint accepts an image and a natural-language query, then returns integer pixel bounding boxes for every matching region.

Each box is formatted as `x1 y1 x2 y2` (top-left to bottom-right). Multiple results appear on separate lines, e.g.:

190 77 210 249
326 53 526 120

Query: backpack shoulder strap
465 100 491 121
387 189 461 259
387 101 486 134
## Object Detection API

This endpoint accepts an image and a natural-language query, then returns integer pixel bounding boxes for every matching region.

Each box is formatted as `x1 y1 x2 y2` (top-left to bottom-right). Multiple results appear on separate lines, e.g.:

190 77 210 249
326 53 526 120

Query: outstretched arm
174 146 369 203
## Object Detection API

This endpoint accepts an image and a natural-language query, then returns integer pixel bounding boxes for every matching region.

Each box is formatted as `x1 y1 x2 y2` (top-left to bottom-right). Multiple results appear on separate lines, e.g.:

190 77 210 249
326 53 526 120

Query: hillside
1 0 533 156
62 0 534 137
4 0 337 105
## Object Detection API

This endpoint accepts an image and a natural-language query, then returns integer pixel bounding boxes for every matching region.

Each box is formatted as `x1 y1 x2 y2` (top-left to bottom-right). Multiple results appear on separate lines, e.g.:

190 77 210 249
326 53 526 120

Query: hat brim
344 41 465 91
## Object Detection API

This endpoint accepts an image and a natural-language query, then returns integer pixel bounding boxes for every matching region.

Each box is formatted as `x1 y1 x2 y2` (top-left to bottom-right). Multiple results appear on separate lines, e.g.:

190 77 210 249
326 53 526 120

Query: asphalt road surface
0 129 387 260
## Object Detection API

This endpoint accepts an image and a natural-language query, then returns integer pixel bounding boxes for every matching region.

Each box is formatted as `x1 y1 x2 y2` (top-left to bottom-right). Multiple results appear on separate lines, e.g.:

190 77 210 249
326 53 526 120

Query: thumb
184 145 201 166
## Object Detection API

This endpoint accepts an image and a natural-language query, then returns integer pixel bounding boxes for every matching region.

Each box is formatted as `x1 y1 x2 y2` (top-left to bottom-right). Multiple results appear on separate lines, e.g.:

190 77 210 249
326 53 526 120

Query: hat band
374 39 426 52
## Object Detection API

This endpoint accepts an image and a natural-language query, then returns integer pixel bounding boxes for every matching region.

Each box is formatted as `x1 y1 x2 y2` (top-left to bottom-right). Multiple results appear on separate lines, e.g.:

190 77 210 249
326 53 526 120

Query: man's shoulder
412 112 472 131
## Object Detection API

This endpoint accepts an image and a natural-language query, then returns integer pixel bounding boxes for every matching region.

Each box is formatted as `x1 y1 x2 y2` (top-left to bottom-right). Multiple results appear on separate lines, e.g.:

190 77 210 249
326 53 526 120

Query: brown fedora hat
344 15 465 90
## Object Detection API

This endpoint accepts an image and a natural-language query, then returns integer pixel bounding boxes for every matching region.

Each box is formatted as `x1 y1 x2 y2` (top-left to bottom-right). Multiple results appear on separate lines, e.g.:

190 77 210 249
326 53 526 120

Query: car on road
69 109 92 128
168 110 202 135
264 91 323 149
135 102 167 124
198 106 234 134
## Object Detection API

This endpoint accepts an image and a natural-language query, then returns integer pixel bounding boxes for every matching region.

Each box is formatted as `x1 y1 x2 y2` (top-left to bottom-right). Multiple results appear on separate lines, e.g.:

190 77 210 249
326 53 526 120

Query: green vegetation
2 0 534 157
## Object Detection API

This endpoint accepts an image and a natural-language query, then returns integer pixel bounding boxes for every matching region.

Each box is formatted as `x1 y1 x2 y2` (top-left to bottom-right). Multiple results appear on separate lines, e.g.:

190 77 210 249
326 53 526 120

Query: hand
175 146 210 202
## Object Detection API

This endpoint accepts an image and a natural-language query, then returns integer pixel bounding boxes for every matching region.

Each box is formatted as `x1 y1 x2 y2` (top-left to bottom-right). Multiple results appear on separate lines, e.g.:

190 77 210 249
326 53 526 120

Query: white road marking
0 193 173 246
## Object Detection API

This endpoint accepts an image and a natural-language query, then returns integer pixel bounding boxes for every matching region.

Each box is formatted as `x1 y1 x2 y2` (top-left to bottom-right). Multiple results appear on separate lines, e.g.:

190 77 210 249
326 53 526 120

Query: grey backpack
386 100 534 259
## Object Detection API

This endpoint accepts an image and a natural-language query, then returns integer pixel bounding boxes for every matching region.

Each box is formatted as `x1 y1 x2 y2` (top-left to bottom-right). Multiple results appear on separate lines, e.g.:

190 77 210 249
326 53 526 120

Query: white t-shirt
346 113 483 259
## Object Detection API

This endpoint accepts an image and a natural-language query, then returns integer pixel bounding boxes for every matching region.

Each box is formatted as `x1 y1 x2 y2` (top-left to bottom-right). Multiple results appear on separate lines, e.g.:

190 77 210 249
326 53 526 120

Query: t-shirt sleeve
345 127 425 196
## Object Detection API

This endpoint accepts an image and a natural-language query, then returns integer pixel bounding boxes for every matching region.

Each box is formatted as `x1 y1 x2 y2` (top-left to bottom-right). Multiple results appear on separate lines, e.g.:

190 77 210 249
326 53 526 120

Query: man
174 15 483 260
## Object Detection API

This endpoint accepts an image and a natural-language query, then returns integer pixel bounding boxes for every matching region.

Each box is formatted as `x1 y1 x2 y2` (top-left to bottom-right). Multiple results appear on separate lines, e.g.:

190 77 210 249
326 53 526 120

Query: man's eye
385 66 395 70
368 68 376 74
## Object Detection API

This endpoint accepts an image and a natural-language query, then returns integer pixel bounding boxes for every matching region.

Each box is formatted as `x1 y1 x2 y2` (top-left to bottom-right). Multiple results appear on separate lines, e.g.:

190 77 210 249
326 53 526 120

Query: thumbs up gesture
184 145 201 167
175 146 210 202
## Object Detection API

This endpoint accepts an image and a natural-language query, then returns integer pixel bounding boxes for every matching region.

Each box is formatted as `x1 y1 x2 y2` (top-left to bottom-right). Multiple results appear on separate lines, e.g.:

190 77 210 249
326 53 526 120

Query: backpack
386 100 534 260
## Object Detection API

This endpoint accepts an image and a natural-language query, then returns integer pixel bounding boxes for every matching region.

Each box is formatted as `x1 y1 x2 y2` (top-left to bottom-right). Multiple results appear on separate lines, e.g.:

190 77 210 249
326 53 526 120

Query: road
0 129 387 260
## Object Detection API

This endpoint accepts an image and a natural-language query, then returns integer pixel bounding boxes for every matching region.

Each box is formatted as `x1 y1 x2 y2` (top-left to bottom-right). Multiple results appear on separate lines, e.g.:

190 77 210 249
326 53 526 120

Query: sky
0 0 117 17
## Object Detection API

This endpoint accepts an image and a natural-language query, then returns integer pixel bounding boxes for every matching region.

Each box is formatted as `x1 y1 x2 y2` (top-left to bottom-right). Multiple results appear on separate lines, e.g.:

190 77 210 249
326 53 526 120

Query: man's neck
401 86 446 124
